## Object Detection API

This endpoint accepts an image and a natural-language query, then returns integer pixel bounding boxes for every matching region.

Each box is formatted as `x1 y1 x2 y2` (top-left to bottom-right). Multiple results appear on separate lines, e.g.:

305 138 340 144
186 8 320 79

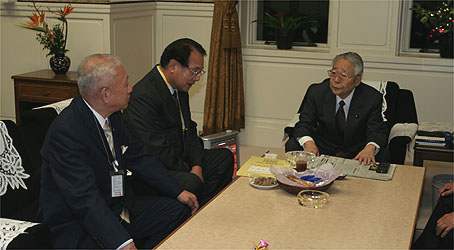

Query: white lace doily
0 218 38 249
0 121 29 196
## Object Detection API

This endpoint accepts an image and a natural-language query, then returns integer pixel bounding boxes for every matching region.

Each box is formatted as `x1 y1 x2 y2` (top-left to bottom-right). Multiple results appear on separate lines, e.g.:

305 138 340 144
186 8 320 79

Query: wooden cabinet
12 70 79 124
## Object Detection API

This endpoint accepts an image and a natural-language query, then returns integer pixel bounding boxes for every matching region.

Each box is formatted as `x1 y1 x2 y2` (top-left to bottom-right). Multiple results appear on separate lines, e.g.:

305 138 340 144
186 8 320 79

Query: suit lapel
74 97 112 164
153 67 182 125
324 91 338 138
345 85 363 143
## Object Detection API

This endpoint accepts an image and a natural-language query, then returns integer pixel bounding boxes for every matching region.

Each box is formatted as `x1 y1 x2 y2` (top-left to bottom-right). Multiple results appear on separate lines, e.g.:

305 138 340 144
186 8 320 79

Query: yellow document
237 156 292 177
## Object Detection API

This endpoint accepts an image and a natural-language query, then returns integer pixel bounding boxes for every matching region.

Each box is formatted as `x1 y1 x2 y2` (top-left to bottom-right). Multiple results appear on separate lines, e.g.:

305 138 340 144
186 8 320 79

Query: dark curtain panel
202 0 245 135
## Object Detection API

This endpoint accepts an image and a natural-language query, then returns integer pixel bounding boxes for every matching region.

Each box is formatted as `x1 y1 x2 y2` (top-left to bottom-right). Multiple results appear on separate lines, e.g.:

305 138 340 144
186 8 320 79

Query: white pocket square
121 145 128 154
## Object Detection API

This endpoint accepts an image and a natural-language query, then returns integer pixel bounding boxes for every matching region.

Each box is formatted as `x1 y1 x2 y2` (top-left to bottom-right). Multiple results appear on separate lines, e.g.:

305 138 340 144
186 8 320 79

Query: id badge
111 170 124 198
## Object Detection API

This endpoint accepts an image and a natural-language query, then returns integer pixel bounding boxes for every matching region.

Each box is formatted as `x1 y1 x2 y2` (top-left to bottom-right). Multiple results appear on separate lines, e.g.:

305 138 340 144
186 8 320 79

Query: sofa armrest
388 123 418 143
0 218 51 249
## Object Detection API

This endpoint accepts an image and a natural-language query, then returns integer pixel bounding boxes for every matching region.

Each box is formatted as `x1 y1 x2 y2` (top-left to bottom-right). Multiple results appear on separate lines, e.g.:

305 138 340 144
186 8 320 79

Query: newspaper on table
311 155 396 181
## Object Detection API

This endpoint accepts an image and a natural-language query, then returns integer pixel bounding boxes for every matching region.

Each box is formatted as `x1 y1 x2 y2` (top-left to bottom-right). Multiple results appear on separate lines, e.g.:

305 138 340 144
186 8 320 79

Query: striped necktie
103 120 115 156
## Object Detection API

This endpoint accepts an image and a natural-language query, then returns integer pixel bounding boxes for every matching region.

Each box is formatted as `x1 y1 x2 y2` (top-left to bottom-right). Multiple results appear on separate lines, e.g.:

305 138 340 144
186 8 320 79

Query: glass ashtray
297 190 329 208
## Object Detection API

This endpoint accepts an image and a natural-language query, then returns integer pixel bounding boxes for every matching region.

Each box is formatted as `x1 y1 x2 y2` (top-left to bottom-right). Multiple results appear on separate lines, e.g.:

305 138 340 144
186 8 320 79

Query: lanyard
94 116 119 172
157 66 186 132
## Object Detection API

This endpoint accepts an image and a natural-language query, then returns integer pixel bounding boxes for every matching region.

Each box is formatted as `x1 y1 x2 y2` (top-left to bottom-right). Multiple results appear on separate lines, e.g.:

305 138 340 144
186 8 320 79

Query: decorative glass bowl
276 178 334 194
297 190 329 208
285 151 316 171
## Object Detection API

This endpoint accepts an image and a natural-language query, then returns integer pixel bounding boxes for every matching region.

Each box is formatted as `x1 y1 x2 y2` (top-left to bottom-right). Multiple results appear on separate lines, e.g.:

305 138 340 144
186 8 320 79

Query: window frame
399 0 442 58
246 0 330 50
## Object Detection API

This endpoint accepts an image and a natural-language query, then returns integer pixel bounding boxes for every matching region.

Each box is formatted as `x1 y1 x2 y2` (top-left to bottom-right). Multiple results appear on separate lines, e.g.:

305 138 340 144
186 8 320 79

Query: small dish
297 190 329 208
285 151 316 171
248 175 279 189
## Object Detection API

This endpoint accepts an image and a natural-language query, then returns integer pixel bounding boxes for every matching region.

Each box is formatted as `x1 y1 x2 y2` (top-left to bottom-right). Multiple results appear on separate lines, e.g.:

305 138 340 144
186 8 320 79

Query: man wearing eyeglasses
123 38 234 206
291 52 388 165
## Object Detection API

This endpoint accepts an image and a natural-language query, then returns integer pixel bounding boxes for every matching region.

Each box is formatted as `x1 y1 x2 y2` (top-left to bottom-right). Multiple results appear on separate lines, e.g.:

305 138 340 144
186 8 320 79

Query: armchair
284 80 418 164
1 100 69 249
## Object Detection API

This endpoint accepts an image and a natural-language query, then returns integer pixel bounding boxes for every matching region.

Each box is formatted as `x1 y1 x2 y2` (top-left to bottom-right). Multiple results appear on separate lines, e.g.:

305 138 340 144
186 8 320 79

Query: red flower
18 2 74 57
59 5 74 17
274 12 286 29
40 11 45 23
28 12 40 25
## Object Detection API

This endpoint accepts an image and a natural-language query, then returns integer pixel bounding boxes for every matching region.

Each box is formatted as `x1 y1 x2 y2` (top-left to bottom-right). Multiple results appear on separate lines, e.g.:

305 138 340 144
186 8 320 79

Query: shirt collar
336 87 355 107
157 65 176 95
83 98 107 127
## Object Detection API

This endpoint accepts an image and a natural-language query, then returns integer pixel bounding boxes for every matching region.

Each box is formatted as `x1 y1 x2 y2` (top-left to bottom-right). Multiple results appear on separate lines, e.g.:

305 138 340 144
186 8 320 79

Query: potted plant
411 0 453 58
19 2 74 74
254 11 313 49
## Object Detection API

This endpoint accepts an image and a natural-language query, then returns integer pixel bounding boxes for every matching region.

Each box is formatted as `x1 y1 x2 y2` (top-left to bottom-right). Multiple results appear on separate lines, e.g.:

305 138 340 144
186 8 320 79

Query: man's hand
438 182 454 198
436 212 454 238
177 190 199 214
304 140 319 156
121 242 137 250
353 144 376 165
190 165 204 183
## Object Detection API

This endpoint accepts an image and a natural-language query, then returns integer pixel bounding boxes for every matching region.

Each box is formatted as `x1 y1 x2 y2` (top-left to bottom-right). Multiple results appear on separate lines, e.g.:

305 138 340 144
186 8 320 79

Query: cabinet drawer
17 82 78 101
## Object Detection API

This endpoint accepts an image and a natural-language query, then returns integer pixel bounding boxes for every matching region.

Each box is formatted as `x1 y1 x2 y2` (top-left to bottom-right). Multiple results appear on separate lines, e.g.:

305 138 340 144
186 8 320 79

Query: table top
11 70 78 83
157 164 425 249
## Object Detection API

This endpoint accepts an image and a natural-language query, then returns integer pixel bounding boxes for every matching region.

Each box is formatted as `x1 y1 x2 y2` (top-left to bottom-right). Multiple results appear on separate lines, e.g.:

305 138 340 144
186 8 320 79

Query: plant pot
276 29 295 50
439 32 453 58
50 55 71 74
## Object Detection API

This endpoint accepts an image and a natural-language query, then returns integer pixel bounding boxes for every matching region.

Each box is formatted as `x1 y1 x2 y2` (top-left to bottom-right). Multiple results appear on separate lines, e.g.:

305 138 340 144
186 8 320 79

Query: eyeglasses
189 68 206 78
327 70 354 81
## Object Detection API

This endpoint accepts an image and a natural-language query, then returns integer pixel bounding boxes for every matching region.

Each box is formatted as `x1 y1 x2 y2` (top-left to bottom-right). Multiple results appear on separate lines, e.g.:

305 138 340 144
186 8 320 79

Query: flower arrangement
19 2 74 57
411 0 453 39
254 11 309 30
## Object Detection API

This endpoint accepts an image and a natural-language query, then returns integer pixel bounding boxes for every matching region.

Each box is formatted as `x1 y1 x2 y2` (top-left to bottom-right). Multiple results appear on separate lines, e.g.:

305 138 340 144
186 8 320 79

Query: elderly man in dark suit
39 54 198 249
123 38 234 206
291 52 388 165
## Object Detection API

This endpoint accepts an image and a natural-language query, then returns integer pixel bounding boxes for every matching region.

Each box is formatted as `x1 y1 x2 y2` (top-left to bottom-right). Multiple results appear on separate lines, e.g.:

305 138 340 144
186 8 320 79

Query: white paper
248 165 272 174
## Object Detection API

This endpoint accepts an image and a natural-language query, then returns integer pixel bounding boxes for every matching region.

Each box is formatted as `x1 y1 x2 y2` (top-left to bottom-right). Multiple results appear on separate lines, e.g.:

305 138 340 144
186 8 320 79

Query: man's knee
183 173 204 195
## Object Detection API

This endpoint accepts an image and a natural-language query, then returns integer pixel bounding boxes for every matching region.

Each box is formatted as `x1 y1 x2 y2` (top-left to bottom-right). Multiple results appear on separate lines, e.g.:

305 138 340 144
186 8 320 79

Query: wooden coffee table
156 164 425 249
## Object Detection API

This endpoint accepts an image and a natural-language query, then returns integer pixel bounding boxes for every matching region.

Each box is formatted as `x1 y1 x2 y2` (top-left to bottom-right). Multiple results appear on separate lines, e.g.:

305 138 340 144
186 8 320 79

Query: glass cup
285 151 315 172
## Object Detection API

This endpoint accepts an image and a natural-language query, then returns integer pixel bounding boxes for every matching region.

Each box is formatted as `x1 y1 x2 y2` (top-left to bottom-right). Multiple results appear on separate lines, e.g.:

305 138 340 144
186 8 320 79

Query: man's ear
354 75 362 87
100 87 109 102
168 59 178 72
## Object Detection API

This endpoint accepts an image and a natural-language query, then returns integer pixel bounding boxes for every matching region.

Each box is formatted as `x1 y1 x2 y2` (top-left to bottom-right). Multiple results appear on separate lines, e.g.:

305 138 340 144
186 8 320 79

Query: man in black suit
413 182 453 249
291 52 388 165
123 38 234 206
39 54 198 249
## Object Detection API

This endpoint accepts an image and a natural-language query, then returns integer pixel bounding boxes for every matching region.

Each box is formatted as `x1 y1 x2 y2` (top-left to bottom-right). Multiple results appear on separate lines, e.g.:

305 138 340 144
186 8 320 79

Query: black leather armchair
284 80 418 164
1 108 59 249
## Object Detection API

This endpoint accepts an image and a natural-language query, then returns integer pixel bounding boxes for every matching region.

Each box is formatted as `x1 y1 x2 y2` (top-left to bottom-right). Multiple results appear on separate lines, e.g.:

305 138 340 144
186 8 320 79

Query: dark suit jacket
39 96 182 248
123 66 204 172
293 79 387 158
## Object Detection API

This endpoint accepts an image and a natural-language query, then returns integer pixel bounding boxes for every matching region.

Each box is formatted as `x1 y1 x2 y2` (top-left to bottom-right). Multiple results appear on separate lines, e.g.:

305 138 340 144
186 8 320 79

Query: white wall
1 1 453 149
0 2 157 120
239 0 454 148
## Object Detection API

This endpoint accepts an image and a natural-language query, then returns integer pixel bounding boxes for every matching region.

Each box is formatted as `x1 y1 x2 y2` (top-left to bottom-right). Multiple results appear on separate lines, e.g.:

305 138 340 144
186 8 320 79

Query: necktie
103 120 115 157
104 120 130 224
335 100 346 138
172 91 179 108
